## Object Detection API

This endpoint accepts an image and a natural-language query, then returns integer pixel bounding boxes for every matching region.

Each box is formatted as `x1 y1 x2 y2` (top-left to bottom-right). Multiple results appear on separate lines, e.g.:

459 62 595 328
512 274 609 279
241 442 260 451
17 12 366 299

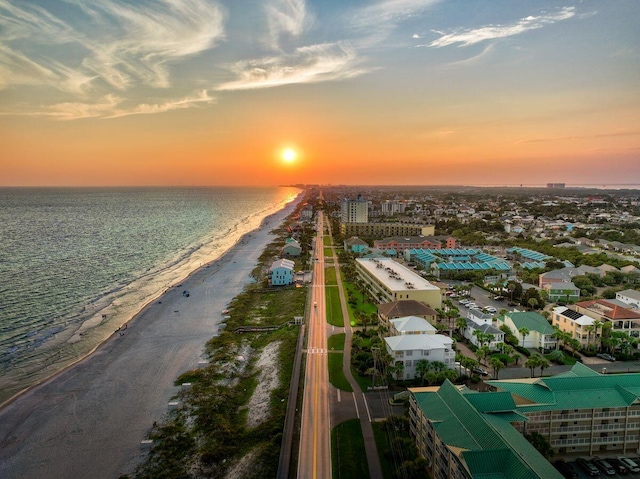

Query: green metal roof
465 391 517 413
487 364 640 413
506 312 555 335
412 382 562 479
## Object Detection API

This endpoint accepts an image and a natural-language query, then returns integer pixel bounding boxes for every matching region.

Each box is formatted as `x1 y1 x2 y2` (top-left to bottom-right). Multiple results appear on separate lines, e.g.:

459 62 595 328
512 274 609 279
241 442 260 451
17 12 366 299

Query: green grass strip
328 333 346 351
328 352 353 392
323 235 332 246
372 422 396 479
332 419 369 479
326 284 344 327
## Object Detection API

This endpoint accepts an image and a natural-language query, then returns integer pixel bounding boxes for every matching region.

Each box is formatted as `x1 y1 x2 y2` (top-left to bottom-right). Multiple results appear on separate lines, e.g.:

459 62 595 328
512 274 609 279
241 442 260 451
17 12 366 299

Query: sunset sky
1 0 639 187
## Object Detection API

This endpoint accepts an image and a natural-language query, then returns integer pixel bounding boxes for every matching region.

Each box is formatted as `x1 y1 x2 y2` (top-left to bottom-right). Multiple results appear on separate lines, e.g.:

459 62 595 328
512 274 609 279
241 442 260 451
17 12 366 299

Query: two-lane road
298 212 331 479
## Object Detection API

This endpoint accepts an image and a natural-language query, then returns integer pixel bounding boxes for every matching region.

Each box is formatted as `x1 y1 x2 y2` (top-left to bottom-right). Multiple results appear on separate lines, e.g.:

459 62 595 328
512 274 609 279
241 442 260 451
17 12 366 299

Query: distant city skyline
1 1 639 186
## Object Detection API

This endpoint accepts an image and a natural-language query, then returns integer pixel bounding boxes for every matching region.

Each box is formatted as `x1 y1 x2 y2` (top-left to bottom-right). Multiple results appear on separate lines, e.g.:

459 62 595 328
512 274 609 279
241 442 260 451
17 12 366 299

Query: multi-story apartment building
340 222 435 238
373 235 449 252
409 381 563 479
341 196 368 223
355 257 442 309
487 363 640 457
574 299 640 338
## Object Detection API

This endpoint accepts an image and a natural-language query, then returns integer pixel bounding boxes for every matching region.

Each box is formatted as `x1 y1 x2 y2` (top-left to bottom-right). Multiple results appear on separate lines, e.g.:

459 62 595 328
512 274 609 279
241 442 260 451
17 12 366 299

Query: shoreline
0 192 301 411
0 193 303 479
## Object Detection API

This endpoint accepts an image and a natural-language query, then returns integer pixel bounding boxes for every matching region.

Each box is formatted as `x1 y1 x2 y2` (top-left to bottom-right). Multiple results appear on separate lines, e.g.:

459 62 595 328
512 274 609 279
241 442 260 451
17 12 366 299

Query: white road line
352 392 360 419
363 394 373 423
337 389 341 402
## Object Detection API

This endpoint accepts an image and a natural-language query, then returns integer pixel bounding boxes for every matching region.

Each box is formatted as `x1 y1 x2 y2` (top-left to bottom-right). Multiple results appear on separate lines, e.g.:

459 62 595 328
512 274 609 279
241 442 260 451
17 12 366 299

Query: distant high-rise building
547 183 566 189
341 195 368 223
381 200 406 216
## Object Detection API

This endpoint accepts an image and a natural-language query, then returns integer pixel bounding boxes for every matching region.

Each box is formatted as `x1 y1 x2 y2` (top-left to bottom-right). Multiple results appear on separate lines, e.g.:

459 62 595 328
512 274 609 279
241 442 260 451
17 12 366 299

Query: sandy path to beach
0 199 300 479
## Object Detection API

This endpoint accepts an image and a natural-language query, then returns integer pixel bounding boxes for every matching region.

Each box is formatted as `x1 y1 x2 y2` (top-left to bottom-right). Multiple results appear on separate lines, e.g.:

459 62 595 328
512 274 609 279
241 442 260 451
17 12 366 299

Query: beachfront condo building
355 257 442 309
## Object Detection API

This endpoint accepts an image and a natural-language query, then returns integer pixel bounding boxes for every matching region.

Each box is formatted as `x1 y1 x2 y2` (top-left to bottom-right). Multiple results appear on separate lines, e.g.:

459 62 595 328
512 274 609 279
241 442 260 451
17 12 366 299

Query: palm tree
519 327 530 348
415 360 431 386
476 346 490 366
584 324 595 349
394 361 404 381
525 355 541 378
527 297 539 311
489 357 505 379
538 356 550 377
456 316 467 335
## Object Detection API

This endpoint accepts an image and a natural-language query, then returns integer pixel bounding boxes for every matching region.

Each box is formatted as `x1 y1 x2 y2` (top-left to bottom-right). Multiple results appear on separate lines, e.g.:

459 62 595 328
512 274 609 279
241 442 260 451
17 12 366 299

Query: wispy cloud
430 7 576 48
217 43 366 91
0 0 225 117
17 89 216 121
265 0 310 49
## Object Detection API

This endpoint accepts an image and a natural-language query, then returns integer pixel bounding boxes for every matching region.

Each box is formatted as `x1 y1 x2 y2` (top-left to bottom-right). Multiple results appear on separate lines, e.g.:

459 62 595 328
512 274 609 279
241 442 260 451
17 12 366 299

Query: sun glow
282 148 297 163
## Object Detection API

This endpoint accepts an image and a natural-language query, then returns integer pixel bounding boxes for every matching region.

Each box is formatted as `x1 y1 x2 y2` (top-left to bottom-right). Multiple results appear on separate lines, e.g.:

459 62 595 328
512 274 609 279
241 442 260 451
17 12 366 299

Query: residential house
463 319 505 350
574 299 640 338
384 334 455 380
343 236 369 254
616 289 640 309
269 258 295 286
498 311 557 350
281 238 301 257
550 306 594 347
542 281 580 303
388 315 437 336
377 300 438 328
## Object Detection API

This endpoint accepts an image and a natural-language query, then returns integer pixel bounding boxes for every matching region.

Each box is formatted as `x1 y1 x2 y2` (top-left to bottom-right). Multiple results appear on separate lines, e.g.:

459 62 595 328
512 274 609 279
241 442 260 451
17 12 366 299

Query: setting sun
282 148 296 163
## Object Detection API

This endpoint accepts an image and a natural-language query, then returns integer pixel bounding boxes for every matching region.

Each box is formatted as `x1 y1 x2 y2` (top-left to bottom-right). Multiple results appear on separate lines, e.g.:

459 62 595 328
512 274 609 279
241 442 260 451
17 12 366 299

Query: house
388 315 437 336
409 381 563 479
542 281 580 303
281 238 302 257
574 299 640 335
550 306 594 347
616 289 640 309
269 258 295 286
463 319 504 350
373 235 443 252
384 334 455 380
497 311 557 350
377 300 437 327
621 265 640 276
343 236 369 254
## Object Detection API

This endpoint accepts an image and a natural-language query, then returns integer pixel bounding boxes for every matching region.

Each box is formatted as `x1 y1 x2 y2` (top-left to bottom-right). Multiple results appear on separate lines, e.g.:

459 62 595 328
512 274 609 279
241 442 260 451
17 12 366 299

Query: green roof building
409 381 562 479
486 362 640 457
497 311 557 350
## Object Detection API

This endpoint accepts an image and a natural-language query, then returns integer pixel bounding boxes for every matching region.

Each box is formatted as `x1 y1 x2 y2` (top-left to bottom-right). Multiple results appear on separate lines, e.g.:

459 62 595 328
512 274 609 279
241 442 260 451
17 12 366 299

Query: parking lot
558 458 640 478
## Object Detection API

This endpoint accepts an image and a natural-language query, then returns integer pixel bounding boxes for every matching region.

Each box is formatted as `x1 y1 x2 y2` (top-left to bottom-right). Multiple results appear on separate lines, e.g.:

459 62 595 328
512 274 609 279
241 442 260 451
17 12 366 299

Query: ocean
0 186 300 404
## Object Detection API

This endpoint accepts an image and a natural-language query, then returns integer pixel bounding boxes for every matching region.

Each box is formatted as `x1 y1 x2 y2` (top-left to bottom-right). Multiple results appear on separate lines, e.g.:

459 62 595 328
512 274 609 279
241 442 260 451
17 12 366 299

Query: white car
484 307 497 314
459 299 470 305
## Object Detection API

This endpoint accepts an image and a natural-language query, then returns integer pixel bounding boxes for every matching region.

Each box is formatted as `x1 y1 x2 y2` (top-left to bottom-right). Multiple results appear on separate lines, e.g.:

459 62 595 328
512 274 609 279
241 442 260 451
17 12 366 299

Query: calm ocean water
0 186 299 403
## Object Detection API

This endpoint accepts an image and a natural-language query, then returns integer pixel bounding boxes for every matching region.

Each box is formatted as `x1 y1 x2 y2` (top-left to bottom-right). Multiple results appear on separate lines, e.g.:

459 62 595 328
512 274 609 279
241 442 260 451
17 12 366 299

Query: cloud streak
265 0 310 49
430 7 576 48
517 130 640 144
217 43 366 91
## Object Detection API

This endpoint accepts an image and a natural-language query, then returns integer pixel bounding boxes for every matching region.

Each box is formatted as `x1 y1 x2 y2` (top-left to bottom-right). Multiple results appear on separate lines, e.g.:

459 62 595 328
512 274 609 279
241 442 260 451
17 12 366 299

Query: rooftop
356 257 440 292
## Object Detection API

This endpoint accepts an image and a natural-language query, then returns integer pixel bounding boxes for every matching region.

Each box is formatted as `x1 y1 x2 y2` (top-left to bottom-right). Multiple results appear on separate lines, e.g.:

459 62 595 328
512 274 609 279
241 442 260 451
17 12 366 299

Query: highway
298 212 331 479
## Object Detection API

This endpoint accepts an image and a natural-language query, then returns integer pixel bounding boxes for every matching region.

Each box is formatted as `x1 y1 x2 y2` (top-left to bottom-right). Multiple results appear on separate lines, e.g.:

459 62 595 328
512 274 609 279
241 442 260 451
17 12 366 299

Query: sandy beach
0 197 301 479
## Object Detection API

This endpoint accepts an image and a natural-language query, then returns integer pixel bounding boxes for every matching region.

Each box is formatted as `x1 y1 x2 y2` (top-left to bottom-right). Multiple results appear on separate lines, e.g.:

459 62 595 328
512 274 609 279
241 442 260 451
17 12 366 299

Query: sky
1 0 639 187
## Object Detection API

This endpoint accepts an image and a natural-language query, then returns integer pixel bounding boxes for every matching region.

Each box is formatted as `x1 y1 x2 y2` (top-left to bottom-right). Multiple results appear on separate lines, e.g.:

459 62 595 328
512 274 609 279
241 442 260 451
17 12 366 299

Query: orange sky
1 1 639 187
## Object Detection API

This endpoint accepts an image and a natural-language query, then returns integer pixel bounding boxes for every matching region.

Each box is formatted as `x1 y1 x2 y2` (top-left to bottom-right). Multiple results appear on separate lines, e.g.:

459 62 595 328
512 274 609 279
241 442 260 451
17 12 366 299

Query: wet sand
0 198 301 479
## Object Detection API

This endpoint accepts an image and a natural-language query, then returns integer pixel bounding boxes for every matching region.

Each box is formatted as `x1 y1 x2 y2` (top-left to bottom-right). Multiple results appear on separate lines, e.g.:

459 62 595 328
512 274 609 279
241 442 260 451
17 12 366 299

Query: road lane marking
352 392 360 419
363 394 372 423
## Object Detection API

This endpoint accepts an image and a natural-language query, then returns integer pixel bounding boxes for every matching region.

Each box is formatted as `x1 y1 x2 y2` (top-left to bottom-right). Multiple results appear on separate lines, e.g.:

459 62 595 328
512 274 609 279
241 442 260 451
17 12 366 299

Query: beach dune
0 198 300 479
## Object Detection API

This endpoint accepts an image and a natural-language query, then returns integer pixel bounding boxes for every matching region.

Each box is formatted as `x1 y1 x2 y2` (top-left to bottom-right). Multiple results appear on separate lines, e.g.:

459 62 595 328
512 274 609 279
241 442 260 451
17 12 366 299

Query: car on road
494 296 505 301
472 367 489 376
484 306 497 314
554 460 578 479
619 457 640 473
576 458 600 477
459 299 470 305
593 458 615 476
597 353 616 361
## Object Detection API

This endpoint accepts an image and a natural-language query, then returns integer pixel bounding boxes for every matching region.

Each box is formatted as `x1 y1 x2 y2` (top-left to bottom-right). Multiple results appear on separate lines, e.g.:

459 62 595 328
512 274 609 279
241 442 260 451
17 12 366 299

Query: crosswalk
306 347 327 354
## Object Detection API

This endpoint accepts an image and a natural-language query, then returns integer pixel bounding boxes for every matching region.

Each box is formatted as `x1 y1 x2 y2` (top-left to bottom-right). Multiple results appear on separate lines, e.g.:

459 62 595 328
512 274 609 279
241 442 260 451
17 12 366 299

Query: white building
381 200 406 216
355 257 442 309
389 315 438 336
269 258 295 286
384 334 455 380
341 196 368 223
617 289 640 310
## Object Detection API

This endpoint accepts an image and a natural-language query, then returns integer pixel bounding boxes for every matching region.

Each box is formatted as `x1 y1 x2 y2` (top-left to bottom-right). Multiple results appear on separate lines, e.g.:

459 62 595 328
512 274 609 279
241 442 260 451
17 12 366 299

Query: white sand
246 341 281 429
0 197 301 479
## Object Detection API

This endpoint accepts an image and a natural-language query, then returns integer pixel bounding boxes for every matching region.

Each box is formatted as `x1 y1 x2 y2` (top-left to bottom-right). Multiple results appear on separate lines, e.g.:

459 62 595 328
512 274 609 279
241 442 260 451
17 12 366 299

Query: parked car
459 299 470 305
472 367 489 376
596 353 616 361
576 458 600 477
593 458 615 476
607 457 628 475
619 457 640 473
554 460 578 479
494 296 505 301
484 306 497 314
